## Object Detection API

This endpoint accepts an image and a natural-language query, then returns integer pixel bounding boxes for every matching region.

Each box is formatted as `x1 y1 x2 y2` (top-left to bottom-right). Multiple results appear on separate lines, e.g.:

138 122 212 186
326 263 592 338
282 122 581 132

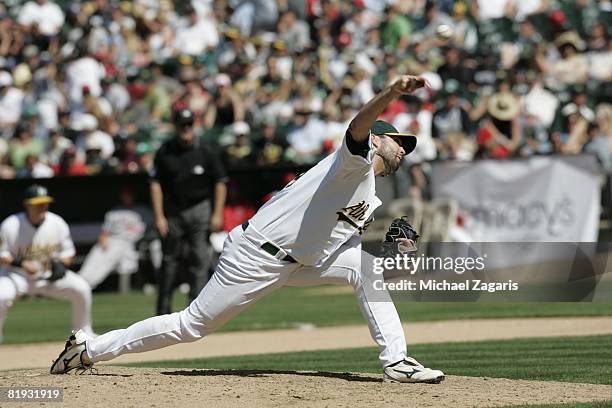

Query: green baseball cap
371 120 417 154
23 184 54 205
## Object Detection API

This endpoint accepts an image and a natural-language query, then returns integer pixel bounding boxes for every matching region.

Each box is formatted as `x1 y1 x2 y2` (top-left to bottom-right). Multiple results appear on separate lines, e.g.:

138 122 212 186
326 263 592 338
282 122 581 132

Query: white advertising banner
431 155 601 242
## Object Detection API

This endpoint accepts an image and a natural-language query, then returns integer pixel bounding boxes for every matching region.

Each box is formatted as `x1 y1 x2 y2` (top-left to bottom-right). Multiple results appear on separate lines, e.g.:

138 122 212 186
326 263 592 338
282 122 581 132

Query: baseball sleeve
345 129 371 158
58 219 76 259
0 219 11 259
334 130 376 177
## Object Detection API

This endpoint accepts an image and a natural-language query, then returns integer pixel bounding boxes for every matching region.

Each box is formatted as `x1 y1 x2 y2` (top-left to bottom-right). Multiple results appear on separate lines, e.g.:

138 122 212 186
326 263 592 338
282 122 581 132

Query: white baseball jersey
101 208 147 243
79 206 150 289
0 212 75 277
250 135 381 266
0 211 94 342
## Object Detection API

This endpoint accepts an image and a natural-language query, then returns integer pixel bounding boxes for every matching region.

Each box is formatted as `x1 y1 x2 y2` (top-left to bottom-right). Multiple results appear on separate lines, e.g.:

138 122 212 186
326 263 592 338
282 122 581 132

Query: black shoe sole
384 375 445 384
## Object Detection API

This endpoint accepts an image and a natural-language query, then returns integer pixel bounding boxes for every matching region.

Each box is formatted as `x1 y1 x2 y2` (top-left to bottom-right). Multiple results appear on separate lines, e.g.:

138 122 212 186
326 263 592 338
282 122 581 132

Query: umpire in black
150 109 228 315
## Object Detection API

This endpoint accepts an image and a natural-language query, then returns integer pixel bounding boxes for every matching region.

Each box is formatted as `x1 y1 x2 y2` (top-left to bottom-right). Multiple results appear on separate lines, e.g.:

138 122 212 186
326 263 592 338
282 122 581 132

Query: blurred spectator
587 22 608 52
322 93 356 149
230 0 279 36
73 113 114 160
351 65 376 106
223 121 255 168
587 34 612 83
141 68 171 122
433 80 474 160
415 1 453 41
551 87 595 154
217 27 256 69
584 104 612 172
83 84 113 131
204 73 245 130
342 9 371 52
103 76 130 115
17 0 64 38
8 122 44 171
256 56 292 120
0 11 23 60
537 31 589 86
393 96 437 164
437 47 474 85
0 71 24 129
43 128 72 166
116 136 140 174
287 105 327 164
381 4 411 51
52 146 88 176
474 84 522 158
471 0 512 21
173 5 219 56
520 74 557 155
254 119 289 165
511 19 542 70
0 135 13 178
65 50 105 105
173 66 210 124
84 142 107 174
16 153 53 178
136 145 155 175
448 2 478 52
277 10 310 52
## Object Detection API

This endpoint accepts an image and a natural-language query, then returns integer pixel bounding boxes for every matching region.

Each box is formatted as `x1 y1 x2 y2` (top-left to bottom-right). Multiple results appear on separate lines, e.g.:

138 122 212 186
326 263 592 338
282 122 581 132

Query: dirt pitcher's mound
2 367 612 408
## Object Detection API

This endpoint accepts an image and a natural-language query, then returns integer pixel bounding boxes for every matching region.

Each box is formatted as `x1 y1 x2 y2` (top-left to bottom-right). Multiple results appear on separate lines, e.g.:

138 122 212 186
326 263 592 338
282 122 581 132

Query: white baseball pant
79 237 139 289
0 269 94 343
86 224 407 367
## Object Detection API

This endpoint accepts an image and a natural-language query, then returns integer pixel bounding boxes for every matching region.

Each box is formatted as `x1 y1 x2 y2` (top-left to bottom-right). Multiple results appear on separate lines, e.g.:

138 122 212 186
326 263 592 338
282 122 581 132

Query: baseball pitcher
50 76 444 383
0 185 95 343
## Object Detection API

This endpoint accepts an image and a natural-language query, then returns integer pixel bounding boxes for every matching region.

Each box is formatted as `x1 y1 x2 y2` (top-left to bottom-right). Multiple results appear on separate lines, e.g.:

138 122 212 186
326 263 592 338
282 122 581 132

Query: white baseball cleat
383 357 445 384
50 330 95 375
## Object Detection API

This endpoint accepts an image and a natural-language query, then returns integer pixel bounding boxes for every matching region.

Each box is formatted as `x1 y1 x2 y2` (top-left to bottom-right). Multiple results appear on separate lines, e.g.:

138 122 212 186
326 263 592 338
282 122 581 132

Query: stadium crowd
0 0 610 195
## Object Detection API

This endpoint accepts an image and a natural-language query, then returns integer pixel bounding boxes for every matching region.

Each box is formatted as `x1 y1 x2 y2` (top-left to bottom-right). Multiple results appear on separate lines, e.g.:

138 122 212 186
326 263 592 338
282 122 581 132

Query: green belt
241 221 297 263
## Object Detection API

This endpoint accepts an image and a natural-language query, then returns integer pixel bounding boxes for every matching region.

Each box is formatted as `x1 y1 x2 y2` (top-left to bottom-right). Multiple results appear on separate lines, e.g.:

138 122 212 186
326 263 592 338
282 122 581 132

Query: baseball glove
49 260 67 281
381 216 420 256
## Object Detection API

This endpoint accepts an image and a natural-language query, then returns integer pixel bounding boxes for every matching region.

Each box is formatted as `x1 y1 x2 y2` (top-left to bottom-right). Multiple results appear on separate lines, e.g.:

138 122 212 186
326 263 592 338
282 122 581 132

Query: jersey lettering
337 201 371 234
337 201 369 222
360 217 373 235
16 243 61 260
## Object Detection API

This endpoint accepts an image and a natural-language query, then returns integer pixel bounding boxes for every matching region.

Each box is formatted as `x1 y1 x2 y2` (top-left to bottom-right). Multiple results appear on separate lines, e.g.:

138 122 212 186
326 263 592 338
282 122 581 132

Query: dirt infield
2 317 612 407
2 367 612 408
1 316 612 371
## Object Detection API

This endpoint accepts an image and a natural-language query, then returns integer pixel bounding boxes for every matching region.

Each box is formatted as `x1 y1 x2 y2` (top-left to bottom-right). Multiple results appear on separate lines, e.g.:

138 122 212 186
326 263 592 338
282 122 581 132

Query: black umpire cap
173 109 194 127
23 184 54 205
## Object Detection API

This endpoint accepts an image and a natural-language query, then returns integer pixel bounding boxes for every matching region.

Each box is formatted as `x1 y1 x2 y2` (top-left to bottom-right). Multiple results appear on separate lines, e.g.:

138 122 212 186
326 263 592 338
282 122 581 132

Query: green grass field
3 286 612 344
128 334 612 385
